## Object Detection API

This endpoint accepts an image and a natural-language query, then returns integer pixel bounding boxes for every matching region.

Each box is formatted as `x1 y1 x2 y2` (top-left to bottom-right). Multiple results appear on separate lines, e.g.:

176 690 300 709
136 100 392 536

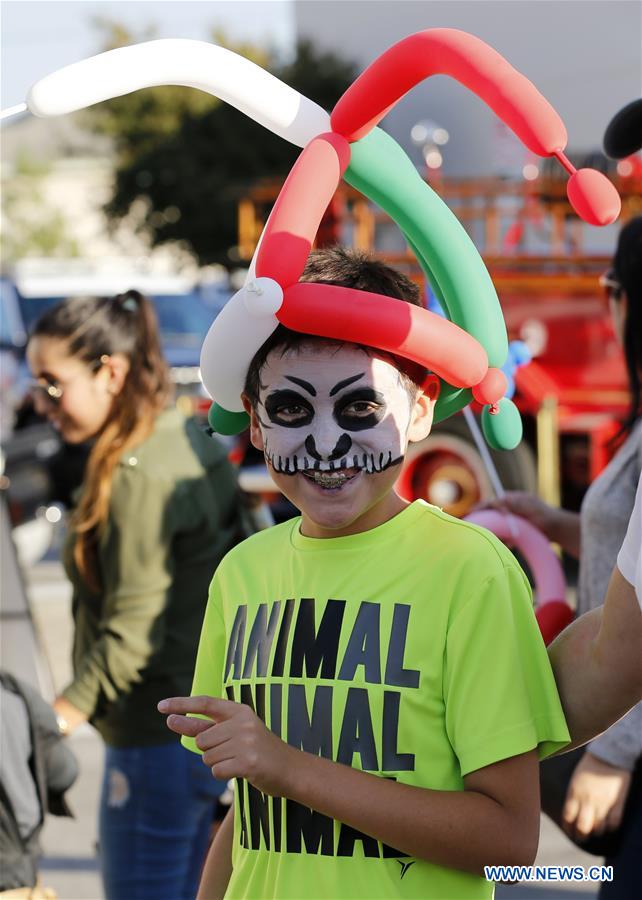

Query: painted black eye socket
334 388 387 431
264 390 314 427
277 404 310 422
341 400 382 417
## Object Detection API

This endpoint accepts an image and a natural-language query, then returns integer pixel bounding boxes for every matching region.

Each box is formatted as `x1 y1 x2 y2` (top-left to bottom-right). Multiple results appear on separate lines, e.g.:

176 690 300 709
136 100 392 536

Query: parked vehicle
12 260 231 417
234 177 633 516
0 276 28 440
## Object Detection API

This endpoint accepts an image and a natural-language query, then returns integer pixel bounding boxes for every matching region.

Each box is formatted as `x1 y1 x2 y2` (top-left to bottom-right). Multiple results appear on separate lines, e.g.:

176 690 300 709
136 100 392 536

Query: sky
1 0 296 110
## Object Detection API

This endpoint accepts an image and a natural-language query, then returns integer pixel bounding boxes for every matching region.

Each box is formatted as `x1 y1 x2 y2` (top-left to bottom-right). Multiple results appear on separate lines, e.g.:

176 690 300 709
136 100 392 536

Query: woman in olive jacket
27 292 246 900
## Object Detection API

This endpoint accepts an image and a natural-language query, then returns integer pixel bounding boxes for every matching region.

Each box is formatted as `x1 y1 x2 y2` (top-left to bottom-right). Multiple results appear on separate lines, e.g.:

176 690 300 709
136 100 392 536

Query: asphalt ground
15 555 602 900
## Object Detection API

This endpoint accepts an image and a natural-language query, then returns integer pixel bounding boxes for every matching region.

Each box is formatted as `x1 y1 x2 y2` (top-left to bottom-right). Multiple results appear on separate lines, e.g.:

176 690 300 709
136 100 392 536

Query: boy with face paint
160 249 569 900
248 344 431 536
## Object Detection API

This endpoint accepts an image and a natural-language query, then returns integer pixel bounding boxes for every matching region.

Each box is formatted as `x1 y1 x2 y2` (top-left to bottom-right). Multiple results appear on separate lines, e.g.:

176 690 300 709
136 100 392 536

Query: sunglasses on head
599 269 623 303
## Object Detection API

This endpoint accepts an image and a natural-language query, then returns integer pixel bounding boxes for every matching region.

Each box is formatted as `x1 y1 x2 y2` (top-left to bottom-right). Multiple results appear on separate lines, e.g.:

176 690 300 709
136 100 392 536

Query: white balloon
202 202 284 413
200 281 282 411
243 278 284 317
25 38 330 423
27 39 330 148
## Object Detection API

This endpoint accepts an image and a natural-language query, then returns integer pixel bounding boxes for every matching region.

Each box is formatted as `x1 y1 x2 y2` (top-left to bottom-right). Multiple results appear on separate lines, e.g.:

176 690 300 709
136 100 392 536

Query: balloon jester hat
23 29 621 458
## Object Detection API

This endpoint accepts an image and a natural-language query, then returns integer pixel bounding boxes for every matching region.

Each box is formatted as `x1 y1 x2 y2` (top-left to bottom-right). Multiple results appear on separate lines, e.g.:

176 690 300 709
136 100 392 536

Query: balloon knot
553 149 577 176
246 280 263 295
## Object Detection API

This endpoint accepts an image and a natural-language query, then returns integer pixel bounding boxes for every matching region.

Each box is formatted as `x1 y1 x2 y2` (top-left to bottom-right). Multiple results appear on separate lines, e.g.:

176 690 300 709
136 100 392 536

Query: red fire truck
235 171 640 518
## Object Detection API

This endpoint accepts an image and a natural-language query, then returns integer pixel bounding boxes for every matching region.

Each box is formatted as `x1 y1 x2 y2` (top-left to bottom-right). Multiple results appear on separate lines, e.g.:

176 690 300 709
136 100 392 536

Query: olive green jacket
62 409 245 746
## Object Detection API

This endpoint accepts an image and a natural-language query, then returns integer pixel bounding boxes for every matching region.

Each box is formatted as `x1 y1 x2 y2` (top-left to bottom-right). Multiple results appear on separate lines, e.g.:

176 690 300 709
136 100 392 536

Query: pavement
11 547 604 900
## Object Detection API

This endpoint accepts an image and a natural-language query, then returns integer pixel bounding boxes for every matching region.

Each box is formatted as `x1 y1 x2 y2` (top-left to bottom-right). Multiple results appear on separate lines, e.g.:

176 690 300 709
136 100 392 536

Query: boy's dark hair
244 247 426 407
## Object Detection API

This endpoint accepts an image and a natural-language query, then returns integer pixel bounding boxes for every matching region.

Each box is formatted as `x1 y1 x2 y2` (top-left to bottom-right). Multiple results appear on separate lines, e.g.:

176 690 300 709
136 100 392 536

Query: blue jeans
99 741 226 900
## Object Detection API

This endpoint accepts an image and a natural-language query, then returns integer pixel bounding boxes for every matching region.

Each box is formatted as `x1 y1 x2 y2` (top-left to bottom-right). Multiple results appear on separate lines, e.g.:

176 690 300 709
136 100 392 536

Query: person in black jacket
0 671 78 897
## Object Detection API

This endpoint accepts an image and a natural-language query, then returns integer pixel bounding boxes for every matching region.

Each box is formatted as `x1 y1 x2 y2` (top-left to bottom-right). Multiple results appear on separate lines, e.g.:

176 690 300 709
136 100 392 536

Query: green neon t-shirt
184 500 569 899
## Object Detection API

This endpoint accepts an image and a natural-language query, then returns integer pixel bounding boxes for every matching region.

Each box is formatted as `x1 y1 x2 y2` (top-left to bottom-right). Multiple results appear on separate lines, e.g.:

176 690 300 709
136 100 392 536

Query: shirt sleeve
443 561 570 777
617 471 642 610
62 466 177 716
588 702 642 771
182 572 227 754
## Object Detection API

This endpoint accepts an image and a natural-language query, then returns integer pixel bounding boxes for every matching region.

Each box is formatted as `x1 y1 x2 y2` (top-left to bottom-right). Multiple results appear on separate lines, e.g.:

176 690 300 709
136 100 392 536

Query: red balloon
331 29 567 155
566 169 621 226
535 601 575 646
278 282 488 387
471 367 508 405
255 133 351 287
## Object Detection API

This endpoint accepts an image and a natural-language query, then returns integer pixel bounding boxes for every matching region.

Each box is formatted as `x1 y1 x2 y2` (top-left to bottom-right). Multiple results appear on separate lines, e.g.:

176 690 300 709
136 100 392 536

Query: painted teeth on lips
302 468 359 489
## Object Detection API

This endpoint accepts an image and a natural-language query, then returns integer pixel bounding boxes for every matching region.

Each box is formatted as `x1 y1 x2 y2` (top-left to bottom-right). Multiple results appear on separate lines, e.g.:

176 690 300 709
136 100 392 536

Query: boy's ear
242 393 265 452
420 374 441 400
407 375 440 444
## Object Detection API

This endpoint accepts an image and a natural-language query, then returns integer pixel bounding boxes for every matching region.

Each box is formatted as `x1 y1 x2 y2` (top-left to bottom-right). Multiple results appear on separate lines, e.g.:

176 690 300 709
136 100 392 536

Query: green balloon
433 384 471 425
401 233 467 425
208 402 249 435
481 398 523 450
205 128 517 446
344 128 520 445
345 128 507 366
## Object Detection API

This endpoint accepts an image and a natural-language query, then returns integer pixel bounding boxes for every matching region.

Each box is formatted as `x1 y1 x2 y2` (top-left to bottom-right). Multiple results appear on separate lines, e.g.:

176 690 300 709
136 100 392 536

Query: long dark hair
30 291 172 589
613 216 642 439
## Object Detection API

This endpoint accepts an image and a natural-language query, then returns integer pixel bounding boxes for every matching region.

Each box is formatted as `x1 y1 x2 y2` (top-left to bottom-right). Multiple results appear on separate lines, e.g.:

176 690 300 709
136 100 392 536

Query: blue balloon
501 340 531 399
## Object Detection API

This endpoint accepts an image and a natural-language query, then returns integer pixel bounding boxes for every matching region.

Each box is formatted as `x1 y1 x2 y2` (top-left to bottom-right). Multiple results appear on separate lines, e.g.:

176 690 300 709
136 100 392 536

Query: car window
152 291 229 347
0 280 27 347
17 295 61 332
17 289 231 344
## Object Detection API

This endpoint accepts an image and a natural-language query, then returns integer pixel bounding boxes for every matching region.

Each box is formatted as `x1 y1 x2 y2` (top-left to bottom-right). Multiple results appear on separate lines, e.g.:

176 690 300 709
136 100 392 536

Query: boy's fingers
202 740 236 769
158 695 240 720
165 714 212 738
195 719 235 751
210 760 238 782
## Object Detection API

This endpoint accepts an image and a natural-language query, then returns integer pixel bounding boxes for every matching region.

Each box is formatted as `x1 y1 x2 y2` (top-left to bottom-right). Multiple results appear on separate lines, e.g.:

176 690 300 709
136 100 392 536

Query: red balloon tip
567 169 621 226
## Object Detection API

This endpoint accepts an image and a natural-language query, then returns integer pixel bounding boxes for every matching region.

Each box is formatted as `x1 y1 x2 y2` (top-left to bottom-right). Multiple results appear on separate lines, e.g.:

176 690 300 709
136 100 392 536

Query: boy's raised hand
158 696 293 797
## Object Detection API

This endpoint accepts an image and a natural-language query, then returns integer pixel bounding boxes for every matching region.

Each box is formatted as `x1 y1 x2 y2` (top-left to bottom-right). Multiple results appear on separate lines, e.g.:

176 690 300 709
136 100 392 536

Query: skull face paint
255 346 415 485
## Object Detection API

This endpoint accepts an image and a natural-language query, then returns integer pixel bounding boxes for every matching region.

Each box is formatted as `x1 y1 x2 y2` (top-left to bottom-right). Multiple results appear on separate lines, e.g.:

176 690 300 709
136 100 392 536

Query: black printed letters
224 597 420 858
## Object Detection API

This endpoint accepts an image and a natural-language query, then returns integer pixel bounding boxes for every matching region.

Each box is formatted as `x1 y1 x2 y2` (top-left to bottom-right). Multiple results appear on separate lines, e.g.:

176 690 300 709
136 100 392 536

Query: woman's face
27 336 118 444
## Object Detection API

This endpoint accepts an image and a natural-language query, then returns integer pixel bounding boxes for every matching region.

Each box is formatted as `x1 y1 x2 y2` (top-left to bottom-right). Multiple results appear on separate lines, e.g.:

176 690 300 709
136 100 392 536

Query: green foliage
83 20 356 266
2 156 79 262
14 150 50 178
82 19 224 162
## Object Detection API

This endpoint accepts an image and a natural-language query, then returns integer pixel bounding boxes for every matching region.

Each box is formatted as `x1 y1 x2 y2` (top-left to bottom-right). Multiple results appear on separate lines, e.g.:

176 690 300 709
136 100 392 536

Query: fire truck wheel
397 415 537 519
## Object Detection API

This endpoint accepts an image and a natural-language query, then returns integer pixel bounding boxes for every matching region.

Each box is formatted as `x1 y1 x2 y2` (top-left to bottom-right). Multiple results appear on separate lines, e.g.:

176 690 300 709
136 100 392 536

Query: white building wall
1 113 194 268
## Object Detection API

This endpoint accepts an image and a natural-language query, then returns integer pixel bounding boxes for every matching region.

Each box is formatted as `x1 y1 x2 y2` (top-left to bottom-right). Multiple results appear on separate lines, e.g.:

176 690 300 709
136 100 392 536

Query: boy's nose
304 433 352 462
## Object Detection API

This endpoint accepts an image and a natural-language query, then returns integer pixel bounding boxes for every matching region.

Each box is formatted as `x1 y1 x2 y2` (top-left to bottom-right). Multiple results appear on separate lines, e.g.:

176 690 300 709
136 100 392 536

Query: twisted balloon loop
21 31 621 448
